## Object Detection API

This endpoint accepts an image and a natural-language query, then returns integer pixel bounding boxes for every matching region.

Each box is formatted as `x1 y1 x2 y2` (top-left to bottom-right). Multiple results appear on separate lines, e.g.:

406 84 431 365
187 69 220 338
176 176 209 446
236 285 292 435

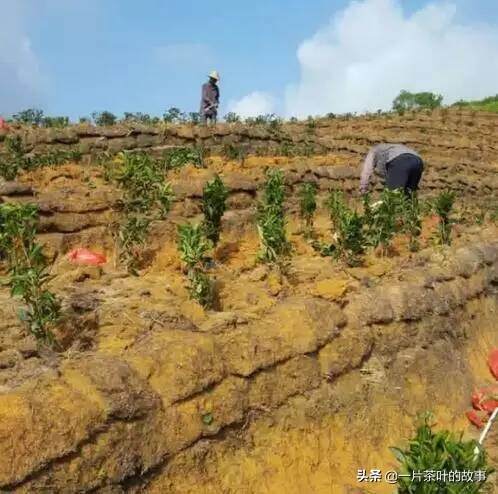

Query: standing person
359 143 424 196
200 71 220 125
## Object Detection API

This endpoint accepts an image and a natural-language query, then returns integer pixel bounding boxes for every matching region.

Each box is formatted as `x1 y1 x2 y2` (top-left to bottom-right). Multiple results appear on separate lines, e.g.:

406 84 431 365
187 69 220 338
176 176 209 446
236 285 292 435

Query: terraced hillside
0 109 497 493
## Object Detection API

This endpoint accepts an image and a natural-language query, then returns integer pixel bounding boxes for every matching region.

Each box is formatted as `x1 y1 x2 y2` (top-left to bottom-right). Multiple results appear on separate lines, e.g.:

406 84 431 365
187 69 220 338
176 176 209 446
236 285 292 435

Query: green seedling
113 152 174 272
433 190 456 245
177 223 213 308
0 135 25 180
257 204 290 264
166 146 204 169
0 136 82 180
401 193 422 252
222 143 246 162
201 175 229 245
334 208 366 267
391 413 493 493
257 169 290 264
263 168 285 212
299 182 317 238
365 189 405 252
327 190 348 231
118 214 151 275
0 203 60 345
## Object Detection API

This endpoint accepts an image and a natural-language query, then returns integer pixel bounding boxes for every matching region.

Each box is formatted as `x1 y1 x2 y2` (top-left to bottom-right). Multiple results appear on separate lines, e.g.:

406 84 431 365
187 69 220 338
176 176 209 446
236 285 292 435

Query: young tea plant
365 188 405 253
0 135 26 180
0 203 60 345
299 182 317 238
401 193 422 252
257 169 290 264
114 152 174 273
433 190 456 245
333 208 366 267
177 223 213 308
166 146 204 169
391 413 493 493
325 191 366 266
327 190 348 231
201 175 229 246
117 215 152 275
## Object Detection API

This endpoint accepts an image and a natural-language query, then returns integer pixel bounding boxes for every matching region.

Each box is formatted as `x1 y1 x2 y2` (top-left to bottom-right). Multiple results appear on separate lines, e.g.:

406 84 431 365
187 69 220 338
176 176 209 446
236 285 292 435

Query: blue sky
1 0 498 120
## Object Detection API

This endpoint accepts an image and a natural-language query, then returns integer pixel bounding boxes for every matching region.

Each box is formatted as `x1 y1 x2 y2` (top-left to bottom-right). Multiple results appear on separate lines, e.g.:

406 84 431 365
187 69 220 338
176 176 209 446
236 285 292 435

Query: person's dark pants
201 111 217 125
385 153 424 195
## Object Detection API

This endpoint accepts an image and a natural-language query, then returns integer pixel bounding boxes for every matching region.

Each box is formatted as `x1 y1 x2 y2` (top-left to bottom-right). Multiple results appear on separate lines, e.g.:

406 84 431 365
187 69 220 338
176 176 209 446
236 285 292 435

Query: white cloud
0 2 46 116
283 0 498 117
227 91 276 118
155 43 214 67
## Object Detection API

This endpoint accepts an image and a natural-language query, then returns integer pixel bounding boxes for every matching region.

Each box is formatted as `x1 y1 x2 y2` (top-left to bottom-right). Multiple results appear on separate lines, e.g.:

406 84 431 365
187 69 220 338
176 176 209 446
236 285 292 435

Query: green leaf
201 412 214 425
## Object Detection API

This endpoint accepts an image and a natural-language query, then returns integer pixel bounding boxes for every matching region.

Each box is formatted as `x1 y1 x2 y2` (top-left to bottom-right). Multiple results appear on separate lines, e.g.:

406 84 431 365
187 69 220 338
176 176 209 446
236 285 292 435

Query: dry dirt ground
0 112 497 493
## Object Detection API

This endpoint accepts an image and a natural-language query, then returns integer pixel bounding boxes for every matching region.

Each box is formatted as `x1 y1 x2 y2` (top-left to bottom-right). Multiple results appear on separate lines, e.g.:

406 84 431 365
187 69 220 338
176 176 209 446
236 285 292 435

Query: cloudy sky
1 0 497 120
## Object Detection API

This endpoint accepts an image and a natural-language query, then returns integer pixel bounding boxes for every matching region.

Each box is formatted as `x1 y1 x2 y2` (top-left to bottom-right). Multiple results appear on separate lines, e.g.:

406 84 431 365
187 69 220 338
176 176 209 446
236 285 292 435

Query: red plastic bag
488 349 498 380
466 410 487 429
67 248 106 266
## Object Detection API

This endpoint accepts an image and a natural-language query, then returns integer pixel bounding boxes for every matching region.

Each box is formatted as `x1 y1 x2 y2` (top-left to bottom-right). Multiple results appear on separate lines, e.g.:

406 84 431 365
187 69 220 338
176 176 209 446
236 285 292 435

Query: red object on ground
67 248 106 266
0 117 9 131
472 386 498 412
488 349 498 380
481 399 498 413
466 410 487 429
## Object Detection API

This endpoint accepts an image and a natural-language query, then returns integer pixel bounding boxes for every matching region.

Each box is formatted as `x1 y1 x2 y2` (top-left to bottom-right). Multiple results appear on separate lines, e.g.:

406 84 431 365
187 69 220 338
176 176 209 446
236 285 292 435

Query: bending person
359 143 424 196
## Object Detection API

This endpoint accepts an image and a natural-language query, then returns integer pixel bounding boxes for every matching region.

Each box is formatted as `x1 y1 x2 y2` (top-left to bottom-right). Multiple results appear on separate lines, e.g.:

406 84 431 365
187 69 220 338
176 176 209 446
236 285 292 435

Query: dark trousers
385 154 423 195
201 111 217 125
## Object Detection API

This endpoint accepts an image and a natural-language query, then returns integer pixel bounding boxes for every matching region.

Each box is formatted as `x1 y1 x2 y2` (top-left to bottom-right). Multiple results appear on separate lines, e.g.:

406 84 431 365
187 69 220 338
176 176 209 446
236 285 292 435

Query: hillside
0 108 497 493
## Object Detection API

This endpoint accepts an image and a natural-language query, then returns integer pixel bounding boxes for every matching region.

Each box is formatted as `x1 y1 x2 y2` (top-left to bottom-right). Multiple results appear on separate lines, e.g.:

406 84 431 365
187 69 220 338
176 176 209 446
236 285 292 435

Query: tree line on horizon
3 91 498 128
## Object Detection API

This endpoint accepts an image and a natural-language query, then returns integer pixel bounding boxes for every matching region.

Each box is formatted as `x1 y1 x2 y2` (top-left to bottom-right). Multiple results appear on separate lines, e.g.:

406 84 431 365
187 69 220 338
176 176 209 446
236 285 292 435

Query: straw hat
209 70 220 81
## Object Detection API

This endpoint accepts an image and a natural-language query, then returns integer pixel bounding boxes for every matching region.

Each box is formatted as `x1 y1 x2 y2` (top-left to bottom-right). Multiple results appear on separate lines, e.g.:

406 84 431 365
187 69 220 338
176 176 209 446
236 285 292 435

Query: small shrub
42 116 70 128
166 146 204 169
224 112 241 123
365 189 405 252
401 193 422 252
334 209 366 267
163 107 186 124
113 152 174 272
0 135 25 180
257 204 290 264
327 190 348 231
92 111 117 126
391 413 493 493
267 114 283 131
257 169 290 264
0 203 60 345
201 175 229 245
188 112 200 125
300 141 315 157
326 191 366 266
122 112 153 125
263 168 285 212
177 223 213 307
12 108 44 126
0 137 82 179
434 190 456 245
306 116 317 130
299 182 317 237
222 143 246 162
118 214 151 275
277 142 295 157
